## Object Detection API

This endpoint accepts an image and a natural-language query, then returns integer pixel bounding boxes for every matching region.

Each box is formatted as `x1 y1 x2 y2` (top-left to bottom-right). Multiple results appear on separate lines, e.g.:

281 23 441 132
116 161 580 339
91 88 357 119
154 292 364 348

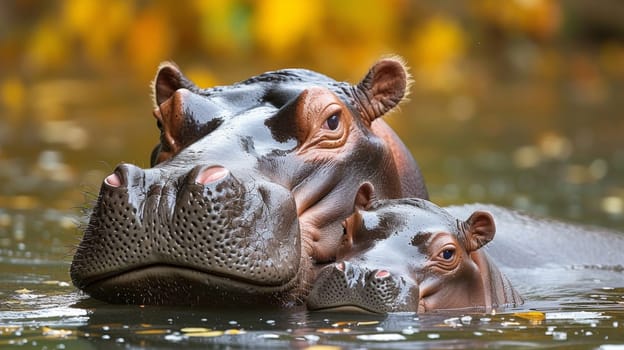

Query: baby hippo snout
307 262 419 313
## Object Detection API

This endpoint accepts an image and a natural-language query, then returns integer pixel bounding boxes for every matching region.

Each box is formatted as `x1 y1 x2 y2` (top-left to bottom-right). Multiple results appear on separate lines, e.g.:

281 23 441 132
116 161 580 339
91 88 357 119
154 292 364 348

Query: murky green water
1 75 623 349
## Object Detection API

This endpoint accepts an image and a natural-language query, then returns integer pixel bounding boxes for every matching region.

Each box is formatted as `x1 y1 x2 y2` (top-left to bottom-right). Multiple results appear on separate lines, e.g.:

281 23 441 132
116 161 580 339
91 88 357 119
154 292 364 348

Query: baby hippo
307 198 522 313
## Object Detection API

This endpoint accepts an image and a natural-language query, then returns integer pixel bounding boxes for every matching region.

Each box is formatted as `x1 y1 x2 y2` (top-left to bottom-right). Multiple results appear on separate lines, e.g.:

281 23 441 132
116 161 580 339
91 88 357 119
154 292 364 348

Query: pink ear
354 182 375 209
153 62 192 106
464 211 496 252
354 57 410 124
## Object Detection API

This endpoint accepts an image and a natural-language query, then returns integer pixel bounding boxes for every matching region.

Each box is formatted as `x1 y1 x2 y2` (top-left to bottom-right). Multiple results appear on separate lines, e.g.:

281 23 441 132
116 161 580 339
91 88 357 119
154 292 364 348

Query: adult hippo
70 58 428 306
308 199 624 313
307 199 522 313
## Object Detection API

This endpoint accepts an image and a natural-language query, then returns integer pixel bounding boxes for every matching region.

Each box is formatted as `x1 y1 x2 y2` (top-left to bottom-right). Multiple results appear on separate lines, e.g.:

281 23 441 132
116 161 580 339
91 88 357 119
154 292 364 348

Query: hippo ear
354 57 410 124
354 182 375 209
153 62 194 106
463 211 496 252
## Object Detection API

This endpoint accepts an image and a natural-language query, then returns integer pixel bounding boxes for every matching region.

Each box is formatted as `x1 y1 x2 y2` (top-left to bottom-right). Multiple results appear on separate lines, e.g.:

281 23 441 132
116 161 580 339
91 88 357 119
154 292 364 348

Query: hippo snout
71 162 302 305
307 262 419 313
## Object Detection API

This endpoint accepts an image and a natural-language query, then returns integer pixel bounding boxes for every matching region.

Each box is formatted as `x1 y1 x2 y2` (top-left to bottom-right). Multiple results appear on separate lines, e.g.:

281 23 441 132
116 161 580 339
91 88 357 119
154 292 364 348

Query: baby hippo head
308 198 520 313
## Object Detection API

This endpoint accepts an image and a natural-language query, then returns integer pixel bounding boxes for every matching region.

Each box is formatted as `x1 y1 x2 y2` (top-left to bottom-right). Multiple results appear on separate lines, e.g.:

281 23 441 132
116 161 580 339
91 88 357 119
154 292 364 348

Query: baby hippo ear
354 57 410 124
464 211 496 252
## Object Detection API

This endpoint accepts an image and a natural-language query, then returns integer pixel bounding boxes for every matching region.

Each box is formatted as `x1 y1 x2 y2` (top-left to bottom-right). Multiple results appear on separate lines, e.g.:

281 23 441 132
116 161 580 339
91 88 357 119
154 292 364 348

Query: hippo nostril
374 270 390 279
196 166 229 185
104 173 122 187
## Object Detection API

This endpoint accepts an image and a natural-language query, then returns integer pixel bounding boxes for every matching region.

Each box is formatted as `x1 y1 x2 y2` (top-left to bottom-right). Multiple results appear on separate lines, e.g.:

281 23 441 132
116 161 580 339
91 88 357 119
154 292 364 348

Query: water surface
1 66 623 349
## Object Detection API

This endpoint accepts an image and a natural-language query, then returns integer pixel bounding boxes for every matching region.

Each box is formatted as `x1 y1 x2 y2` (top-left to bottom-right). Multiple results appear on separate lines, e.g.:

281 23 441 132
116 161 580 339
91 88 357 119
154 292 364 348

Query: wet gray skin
70 58 428 306
307 199 522 313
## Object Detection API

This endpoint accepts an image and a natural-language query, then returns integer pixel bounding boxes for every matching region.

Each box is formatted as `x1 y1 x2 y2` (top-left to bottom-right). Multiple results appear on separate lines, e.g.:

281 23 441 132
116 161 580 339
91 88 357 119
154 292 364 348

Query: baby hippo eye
441 248 455 260
323 114 340 131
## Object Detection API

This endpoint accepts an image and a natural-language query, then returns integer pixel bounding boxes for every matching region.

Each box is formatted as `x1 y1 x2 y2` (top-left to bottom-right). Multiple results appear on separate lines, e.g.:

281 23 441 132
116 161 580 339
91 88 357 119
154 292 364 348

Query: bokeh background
1 0 623 229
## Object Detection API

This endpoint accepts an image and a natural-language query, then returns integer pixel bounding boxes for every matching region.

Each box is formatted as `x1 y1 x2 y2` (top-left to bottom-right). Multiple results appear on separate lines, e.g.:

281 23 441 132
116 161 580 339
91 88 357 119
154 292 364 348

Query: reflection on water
0 210 623 348
1 289 623 349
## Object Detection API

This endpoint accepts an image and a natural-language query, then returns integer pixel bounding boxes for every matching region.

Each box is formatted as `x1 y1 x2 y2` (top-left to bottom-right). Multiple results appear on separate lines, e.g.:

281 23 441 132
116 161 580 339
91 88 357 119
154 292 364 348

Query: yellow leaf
514 311 545 323
316 328 351 334
42 326 73 338
185 330 224 337
180 327 212 333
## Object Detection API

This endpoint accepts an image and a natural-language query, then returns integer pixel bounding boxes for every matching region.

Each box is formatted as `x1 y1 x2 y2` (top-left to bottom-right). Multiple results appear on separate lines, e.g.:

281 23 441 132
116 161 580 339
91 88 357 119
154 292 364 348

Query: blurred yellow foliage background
1 1 623 91
0 0 623 227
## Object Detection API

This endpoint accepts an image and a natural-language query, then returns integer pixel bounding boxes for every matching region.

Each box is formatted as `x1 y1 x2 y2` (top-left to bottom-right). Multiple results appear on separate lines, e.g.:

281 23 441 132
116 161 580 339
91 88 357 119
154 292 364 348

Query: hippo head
71 58 427 306
307 199 522 313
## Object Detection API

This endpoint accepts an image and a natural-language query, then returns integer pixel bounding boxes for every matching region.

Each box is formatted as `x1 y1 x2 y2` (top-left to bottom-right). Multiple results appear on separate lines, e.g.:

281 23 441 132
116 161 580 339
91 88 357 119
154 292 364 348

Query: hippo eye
322 113 341 131
441 248 455 260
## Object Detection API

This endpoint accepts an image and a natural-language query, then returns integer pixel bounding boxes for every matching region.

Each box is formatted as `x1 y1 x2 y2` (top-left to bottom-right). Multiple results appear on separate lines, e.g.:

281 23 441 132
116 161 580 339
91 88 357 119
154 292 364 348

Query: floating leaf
316 328 351 334
180 327 212 333
304 346 343 350
331 320 380 327
514 311 545 323
42 326 73 338
185 330 224 337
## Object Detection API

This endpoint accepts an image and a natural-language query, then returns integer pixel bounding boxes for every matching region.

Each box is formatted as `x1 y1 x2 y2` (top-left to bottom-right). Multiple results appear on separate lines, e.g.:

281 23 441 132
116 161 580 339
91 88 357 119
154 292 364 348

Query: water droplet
444 317 462 327
601 196 623 215
513 145 541 169
257 333 279 339
589 159 608 180
401 327 418 335
552 331 567 341
356 333 406 341
303 334 320 342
